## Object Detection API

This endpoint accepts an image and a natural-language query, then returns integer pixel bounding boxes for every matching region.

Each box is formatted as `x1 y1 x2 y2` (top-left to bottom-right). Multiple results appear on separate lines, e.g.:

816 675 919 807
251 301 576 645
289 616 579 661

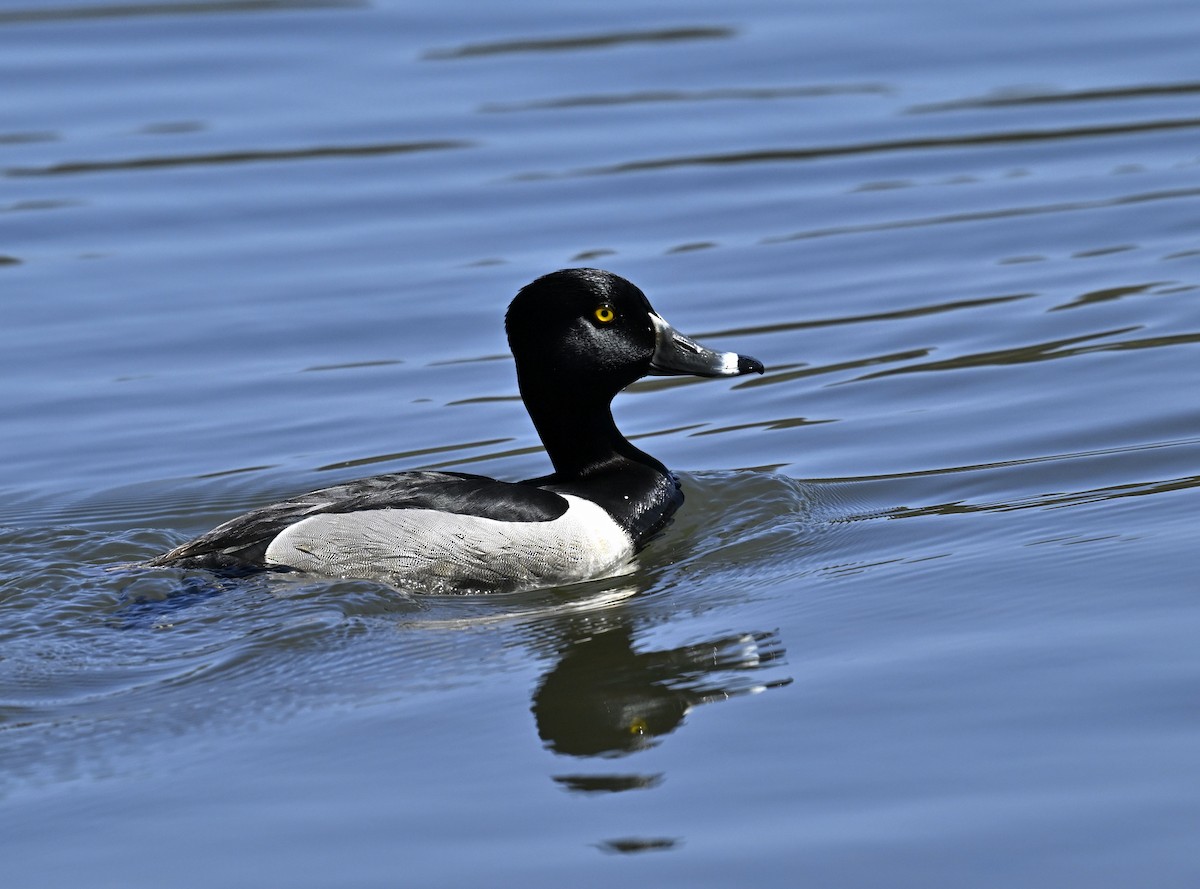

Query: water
2 0 1199 885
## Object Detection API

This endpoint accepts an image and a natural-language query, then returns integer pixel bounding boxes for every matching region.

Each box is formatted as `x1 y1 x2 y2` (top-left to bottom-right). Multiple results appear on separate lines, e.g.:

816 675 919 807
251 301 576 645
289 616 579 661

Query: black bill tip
737 355 765 376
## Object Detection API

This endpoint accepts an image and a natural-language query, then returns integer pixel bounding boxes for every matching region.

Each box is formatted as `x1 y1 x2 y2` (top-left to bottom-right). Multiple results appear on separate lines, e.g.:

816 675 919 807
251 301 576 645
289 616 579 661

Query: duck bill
648 313 765 378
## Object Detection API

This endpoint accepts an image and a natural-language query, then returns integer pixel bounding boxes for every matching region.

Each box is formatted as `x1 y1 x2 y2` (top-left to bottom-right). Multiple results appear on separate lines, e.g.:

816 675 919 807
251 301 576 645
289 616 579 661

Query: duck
147 268 764 593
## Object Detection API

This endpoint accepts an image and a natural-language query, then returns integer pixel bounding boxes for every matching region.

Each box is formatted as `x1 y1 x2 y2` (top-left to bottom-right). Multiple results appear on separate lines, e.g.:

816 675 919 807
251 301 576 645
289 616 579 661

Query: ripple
813 436 1200 486
854 327 1200 380
704 293 1034 339
424 26 734 61
907 81 1200 114
735 348 930 390
690 416 835 437
516 118 1200 179
315 438 515 472
0 131 58 144
301 359 404 373
641 471 836 599
5 140 473 177
135 120 207 135
763 186 1200 244
0 473 808 794
2 198 81 213
480 83 888 113
0 0 362 26
1050 282 1166 311
815 435 1200 555
596 836 680 854
892 471 1200 518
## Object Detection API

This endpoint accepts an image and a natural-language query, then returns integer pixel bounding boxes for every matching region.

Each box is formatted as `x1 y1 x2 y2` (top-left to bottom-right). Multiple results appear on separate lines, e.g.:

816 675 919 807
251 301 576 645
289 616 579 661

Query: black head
506 268 657 399
505 268 763 403
504 268 764 481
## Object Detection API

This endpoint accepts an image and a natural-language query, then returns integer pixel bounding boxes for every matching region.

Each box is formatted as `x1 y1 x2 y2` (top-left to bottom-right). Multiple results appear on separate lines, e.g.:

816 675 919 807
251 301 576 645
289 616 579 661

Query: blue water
3 0 1199 886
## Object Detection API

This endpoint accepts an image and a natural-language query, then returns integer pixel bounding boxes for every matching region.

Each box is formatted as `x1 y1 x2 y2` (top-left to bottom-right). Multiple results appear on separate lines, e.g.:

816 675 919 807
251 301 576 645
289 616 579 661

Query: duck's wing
147 470 568 572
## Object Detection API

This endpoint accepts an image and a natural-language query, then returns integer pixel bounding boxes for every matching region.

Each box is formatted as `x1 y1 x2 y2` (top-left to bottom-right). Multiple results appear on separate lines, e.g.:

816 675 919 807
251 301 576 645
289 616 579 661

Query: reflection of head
531 626 788 758
534 665 689 757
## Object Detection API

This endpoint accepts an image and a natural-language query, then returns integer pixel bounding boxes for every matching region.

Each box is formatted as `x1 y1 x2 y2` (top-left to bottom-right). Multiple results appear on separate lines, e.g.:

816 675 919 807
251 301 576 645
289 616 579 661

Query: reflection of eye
594 306 615 324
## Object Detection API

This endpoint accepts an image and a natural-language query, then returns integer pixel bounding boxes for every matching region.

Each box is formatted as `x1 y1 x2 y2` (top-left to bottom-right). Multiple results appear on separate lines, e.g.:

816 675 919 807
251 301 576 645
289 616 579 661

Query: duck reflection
531 617 790 760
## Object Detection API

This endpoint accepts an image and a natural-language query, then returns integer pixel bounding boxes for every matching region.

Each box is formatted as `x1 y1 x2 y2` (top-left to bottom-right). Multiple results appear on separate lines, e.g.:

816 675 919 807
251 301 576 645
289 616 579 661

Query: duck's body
154 471 640 593
148 269 763 593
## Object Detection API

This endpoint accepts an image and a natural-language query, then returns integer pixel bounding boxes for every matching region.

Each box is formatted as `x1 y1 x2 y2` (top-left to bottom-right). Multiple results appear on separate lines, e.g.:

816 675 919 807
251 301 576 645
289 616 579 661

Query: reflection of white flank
396 583 640 630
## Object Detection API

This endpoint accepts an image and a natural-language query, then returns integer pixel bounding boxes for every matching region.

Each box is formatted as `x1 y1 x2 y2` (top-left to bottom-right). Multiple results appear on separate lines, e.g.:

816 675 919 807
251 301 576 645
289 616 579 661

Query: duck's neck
519 379 683 545
521 383 666 481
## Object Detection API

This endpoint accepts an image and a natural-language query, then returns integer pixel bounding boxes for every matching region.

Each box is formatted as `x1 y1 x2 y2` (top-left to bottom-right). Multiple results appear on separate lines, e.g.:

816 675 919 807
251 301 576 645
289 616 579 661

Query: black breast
541 461 683 548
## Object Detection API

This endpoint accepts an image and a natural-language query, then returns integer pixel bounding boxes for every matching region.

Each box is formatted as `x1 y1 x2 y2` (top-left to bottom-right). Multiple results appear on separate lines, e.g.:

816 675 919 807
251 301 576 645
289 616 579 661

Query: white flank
263 494 635 593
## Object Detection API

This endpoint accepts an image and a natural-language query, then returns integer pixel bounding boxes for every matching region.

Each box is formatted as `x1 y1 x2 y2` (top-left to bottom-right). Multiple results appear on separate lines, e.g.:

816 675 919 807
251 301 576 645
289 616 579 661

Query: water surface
2 0 1199 886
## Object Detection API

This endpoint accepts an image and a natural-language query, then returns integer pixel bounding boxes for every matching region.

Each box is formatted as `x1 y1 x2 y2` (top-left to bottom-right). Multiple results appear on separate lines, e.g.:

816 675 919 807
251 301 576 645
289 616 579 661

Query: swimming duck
148 268 764 593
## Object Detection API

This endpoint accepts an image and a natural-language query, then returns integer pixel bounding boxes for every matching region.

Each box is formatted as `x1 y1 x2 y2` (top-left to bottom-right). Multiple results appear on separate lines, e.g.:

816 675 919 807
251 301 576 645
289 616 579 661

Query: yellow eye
594 305 615 324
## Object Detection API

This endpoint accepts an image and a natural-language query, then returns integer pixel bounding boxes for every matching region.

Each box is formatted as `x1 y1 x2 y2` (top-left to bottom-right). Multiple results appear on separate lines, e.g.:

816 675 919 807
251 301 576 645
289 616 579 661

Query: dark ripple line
908 82 1200 114
302 359 404 372
5 140 473 177
196 464 276 479
744 324 1200 392
891 472 1200 517
315 438 514 472
705 293 1033 339
763 185 1200 243
856 327 1200 380
521 117 1200 179
735 348 931 390
691 416 836 437
816 436 1200 485
424 26 734 60
418 424 706 470
1050 282 1163 312
0 0 362 25
0 131 58 144
481 84 888 113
